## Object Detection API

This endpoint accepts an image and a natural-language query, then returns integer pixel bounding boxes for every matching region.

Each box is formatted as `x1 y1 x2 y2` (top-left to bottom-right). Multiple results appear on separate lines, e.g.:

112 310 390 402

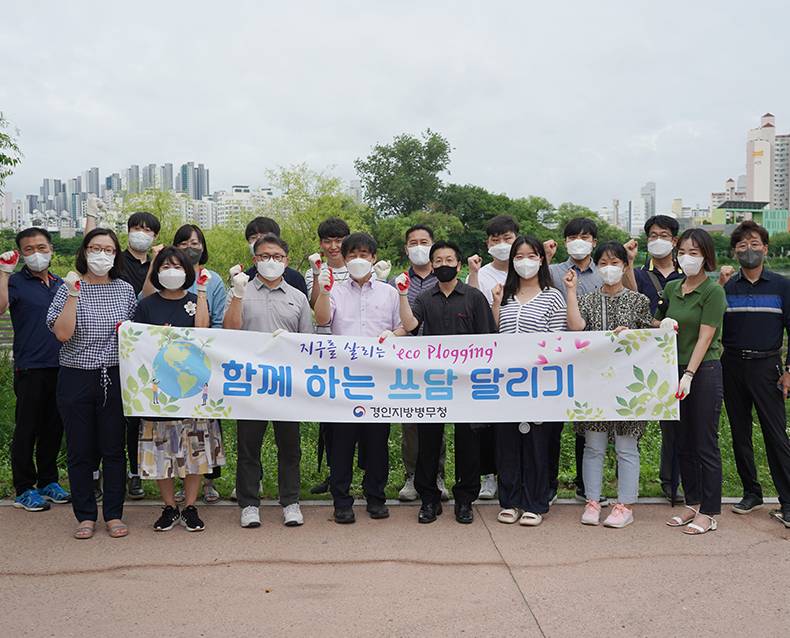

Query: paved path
1 499 788 637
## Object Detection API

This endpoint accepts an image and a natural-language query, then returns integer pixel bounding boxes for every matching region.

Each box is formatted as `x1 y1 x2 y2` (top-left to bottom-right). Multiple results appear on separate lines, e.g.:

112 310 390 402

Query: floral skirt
573 420 647 439
138 418 225 479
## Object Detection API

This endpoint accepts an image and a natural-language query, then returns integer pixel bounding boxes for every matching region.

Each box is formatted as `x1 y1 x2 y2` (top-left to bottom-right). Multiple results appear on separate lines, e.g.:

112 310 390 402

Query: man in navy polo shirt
718 220 790 528
0 228 69 512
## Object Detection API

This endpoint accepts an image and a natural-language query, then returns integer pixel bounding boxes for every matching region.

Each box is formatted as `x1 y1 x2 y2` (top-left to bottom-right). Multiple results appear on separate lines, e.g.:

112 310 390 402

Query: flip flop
202 483 220 504
107 523 129 538
73 525 95 540
174 488 185 505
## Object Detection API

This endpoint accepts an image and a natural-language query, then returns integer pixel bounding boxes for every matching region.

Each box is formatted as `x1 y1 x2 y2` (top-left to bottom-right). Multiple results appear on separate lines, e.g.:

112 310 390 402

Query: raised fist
562 269 577 290
308 253 323 275
65 271 82 297
87 197 105 218
0 250 19 274
232 271 250 299
543 240 558 263
318 267 334 294
467 254 482 274
373 259 391 281
396 271 410 296
196 268 211 292
659 318 678 331
491 283 504 305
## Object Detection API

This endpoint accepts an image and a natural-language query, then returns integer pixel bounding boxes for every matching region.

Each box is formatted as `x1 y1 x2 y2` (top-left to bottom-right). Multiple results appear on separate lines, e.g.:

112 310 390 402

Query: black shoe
365 494 390 519
127 475 145 500
732 493 764 514
154 505 180 531
454 501 474 524
333 506 355 524
419 502 442 524
662 484 685 504
310 476 330 494
780 505 790 529
93 471 103 503
575 488 608 506
548 488 558 506
180 505 205 532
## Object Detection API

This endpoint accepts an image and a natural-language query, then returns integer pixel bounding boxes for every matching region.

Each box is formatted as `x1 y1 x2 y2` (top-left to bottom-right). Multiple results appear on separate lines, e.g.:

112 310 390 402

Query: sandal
684 514 717 535
519 511 542 526
107 522 129 538
497 508 521 524
73 523 95 540
202 482 220 504
174 487 185 505
666 505 698 527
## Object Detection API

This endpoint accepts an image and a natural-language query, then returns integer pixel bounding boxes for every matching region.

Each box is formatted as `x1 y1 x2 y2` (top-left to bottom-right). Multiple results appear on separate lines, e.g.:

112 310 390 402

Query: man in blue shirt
718 220 790 528
0 228 69 512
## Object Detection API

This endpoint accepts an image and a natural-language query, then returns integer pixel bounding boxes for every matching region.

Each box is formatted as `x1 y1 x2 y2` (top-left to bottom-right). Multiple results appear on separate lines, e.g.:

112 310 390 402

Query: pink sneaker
603 503 634 528
581 500 601 526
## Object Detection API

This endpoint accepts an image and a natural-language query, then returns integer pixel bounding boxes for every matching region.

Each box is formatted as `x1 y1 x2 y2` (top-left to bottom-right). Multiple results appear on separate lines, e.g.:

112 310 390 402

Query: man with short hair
243 217 308 298
0 228 70 512
387 224 448 502
223 233 313 528
397 240 497 524
314 232 406 524
718 220 790 528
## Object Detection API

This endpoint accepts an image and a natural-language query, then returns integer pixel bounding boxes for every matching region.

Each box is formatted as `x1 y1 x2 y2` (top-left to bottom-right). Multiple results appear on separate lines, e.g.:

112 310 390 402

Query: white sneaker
398 476 418 501
230 488 237 500
437 476 450 501
241 505 261 528
479 474 497 500
283 503 304 527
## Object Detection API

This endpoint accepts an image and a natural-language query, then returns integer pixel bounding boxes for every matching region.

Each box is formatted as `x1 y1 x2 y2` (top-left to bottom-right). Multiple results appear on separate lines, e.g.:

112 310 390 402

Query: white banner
118 322 679 423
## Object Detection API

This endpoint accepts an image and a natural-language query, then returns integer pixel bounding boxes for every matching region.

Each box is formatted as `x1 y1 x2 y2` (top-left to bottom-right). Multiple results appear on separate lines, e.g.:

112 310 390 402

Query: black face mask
433 265 458 283
737 248 763 270
184 247 203 265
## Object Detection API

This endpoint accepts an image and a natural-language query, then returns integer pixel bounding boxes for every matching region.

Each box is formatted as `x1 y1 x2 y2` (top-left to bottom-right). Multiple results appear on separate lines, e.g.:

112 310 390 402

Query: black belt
724 348 782 360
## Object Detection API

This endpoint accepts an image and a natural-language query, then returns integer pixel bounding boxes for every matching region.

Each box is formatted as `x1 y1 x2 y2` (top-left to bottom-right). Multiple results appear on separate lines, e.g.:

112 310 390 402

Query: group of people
3 195 790 539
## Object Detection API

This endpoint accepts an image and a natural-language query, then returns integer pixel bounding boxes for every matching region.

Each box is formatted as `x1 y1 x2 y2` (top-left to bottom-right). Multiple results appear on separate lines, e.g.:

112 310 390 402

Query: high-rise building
180 162 195 199
128 165 140 193
629 197 648 236
710 178 747 212
197 163 209 200
746 113 790 210
214 185 271 226
141 163 157 190
159 163 173 191
640 182 656 220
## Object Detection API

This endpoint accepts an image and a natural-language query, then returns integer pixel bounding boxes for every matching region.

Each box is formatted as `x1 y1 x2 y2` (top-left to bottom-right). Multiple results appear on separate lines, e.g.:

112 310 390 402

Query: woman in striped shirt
491 235 566 527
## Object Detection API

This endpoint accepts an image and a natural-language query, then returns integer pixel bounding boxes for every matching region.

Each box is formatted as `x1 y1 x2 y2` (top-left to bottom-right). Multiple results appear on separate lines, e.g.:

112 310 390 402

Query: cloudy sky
2 1 789 216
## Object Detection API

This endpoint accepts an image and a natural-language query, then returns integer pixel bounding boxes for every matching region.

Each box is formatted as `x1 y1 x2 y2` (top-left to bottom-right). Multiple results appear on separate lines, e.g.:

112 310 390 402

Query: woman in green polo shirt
655 229 727 535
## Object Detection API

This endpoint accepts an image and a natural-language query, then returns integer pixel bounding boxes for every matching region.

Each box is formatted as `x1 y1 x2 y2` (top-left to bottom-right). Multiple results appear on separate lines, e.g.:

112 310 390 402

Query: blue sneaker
38 482 71 504
14 489 51 512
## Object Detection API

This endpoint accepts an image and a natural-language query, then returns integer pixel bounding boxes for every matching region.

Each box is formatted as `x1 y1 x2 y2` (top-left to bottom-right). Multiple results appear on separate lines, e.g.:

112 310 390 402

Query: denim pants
673 361 723 516
583 431 639 505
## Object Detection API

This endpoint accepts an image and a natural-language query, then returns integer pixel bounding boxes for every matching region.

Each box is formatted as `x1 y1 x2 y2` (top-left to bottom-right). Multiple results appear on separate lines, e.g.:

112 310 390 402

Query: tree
0 112 23 196
354 129 451 217
373 208 465 268
115 184 185 242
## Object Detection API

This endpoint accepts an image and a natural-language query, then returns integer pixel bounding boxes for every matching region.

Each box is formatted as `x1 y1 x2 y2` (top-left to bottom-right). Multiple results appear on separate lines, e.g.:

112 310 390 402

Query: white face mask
488 242 512 262
598 265 625 286
158 268 186 290
346 257 372 279
128 231 154 252
407 245 431 266
647 238 674 259
86 252 115 277
249 241 257 256
23 251 51 272
566 239 593 260
678 255 705 276
513 257 540 279
257 258 285 281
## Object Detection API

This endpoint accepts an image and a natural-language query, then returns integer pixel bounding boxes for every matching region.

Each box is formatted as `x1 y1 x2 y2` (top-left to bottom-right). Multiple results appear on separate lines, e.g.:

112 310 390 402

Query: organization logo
352 406 366 418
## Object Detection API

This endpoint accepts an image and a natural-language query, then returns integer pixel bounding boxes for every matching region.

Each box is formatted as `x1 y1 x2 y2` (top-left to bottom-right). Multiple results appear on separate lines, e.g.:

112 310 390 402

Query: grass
0 347 783 500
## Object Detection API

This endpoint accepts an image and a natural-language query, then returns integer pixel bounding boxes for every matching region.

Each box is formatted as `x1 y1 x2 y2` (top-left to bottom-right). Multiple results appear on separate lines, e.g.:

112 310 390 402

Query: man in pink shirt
314 233 406 523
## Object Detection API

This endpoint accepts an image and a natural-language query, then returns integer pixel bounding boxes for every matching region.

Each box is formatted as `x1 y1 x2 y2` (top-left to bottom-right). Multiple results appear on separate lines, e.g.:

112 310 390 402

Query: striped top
498 288 567 334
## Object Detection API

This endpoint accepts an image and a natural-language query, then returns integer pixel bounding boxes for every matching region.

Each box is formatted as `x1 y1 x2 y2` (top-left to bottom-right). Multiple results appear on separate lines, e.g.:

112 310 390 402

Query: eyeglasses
177 241 202 249
648 233 673 241
86 246 117 255
432 258 458 267
735 242 764 251
255 254 286 262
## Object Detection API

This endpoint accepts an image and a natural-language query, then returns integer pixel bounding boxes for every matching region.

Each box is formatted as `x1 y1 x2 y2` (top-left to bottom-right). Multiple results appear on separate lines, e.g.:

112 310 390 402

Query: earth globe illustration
152 341 211 399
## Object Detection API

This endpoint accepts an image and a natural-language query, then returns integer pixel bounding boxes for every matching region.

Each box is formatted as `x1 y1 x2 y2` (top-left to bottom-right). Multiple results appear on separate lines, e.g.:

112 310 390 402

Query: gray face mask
184 247 203 265
737 248 763 270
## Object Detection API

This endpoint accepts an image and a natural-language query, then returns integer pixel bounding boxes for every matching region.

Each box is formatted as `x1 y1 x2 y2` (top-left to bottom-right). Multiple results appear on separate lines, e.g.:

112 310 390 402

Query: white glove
86 197 105 218
196 268 211 293
64 271 82 297
229 264 243 279
395 272 410 296
660 318 678 331
0 250 19 274
317 268 333 295
308 253 323 275
676 372 693 400
379 329 396 344
232 271 250 299
373 259 391 281
272 328 287 338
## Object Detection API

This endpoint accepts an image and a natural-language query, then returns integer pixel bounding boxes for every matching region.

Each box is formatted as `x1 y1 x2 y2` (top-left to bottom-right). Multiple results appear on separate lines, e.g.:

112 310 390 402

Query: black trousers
57 366 126 523
548 423 584 492
126 416 140 475
12 367 64 496
416 423 480 505
723 353 790 507
479 426 497 476
494 422 551 514
329 423 390 508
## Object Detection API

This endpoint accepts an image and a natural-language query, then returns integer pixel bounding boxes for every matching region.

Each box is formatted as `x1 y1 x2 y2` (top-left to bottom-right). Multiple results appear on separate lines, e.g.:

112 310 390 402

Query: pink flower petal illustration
535 354 548 365
574 338 590 349
538 341 546 348
555 347 562 352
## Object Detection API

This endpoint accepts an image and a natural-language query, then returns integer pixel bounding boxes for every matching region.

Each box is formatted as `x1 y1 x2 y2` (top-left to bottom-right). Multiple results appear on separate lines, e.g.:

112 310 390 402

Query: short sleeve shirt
633 259 685 315
121 248 151 297
412 280 497 336
246 265 308 300
466 263 507 305
388 266 438 336
223 276 313 334
498 288 567 334
549 258 601 302
185 269 225 328
134 291 198 328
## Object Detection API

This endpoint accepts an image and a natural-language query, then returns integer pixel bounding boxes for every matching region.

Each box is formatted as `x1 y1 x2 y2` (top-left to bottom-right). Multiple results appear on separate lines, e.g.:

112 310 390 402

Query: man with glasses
223 233 313 528
397 240 496 524
718 220 790 528
243 217 308 299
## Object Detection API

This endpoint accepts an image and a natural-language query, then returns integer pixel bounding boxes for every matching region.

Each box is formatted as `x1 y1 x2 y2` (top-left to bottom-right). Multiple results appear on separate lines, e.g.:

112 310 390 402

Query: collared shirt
411 280 496 336
388 266 437 336
306 263 350 298
466 263 507 305
633 258 685 315
185 269 226 328
328 277 402 338
224 276 313 334
498 288 567 334
46 278 138 370
549 258 601 301
722 268 790 365
246 265 308 299
121 248 151 297
7 266 64 369
655 277 727 365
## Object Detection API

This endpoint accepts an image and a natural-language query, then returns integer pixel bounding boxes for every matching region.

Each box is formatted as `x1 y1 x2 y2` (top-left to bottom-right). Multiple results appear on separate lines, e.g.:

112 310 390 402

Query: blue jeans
583 431 639 505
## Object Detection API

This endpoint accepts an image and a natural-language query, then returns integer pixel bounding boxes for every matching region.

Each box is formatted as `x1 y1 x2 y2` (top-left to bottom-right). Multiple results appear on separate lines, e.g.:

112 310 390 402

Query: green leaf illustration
633 366 644 382
647 370 657 389
138 365 149 385
616 408 632 417
652 404 665 416
616 396 628 407
132 399 143 412
122 389 131 404
626 383 645 392
635 406 646 417
128 377 139 394
657 380 669 399
164 405 179 413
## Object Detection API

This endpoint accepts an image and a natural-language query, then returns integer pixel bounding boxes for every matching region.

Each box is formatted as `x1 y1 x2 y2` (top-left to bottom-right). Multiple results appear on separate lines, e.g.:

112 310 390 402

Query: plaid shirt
47 279 138 370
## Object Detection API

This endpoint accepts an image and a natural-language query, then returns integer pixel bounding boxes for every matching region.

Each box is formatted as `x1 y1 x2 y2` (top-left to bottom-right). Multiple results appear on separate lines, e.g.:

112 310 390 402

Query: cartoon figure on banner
151 378 161 405
201 383 209 406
